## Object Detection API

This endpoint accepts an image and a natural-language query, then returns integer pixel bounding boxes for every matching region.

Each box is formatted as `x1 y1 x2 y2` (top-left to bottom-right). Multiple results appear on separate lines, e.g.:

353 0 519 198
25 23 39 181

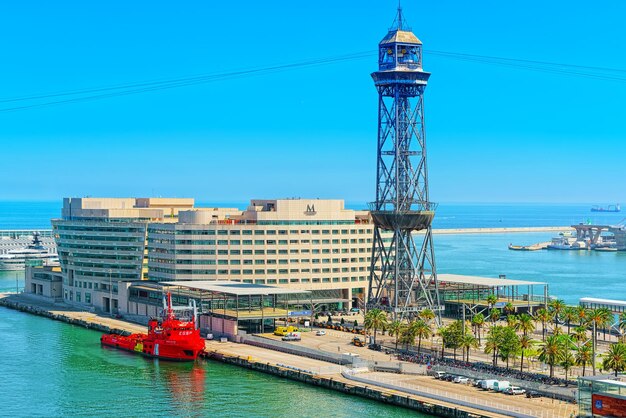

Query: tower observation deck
367 6 441 320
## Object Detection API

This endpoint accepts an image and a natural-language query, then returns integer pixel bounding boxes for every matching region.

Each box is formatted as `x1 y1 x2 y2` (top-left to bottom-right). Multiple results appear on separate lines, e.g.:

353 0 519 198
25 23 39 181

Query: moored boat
0 233 58 271
101 292 205 361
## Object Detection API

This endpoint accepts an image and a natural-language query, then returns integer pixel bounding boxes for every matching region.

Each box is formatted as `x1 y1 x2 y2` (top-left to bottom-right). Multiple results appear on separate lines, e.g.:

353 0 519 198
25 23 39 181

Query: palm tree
486 294 497 309
549 299 566 329
437 325 449 359
602 342 626 377
535 308 551 341
575 343 593 377
418 309 435 323
364 309 388 344
553 325 564 336
460 333 479 362
538 335 566 378
387 320 405 350
489 308 501 325
562 306 577 335
484 326 502 367
518 334 535 372
517 313 535 337
560 350 576 385
410 319 433 354
588 307 612 375
471 313 485 343
499 326 521 369
506 314 519 329
571 325 588 344
575 306 588 326
504 302 515 316
597 307 613 342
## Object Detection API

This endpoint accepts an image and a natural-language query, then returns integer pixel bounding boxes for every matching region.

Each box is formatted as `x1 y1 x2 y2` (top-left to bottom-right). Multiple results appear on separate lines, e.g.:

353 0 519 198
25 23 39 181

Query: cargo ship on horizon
591 204 620 213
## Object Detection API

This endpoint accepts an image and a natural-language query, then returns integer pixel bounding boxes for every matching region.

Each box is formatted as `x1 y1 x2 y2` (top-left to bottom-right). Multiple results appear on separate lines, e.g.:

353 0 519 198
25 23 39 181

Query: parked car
453 376 469 384
432 371 446 379
368 343 382 351
526 390 542 398
352 337 365 347
349 308 362 316
315 330 326 336
473 379 485 388
445 374 456 382
282 332 301 341
504 386 526 395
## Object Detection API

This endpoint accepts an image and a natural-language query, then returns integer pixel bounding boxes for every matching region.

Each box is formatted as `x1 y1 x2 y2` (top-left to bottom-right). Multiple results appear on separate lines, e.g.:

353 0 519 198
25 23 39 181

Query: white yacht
0 234 58 271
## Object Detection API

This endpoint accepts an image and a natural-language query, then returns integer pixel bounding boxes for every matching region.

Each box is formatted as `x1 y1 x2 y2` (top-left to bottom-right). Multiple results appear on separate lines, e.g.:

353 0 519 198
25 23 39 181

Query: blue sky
1 1 625 204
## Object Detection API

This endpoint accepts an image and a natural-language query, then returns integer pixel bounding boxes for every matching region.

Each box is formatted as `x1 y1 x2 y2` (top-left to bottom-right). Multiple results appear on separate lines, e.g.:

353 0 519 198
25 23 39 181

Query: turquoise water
0 306 411 417
434 231 626 304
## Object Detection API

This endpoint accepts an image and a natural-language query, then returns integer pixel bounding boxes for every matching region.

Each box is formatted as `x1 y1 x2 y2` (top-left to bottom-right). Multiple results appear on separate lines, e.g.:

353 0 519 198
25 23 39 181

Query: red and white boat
101 292 205 361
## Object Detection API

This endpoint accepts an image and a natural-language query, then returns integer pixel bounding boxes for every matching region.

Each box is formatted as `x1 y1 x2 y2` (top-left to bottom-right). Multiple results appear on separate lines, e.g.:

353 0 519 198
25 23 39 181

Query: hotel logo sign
305 204 317 215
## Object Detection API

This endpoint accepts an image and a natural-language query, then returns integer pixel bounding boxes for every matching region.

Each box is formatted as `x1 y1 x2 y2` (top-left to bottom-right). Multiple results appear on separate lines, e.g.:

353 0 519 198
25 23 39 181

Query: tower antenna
368 6 440 322
390 1 411 31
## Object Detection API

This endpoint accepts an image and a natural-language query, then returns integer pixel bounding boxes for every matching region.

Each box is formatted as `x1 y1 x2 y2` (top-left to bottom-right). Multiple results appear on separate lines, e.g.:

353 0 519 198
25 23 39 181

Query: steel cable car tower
367 6 441 320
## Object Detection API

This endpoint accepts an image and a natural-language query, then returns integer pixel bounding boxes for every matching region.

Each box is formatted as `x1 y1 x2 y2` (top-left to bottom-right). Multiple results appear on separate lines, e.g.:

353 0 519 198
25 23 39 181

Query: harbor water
0 306 411 417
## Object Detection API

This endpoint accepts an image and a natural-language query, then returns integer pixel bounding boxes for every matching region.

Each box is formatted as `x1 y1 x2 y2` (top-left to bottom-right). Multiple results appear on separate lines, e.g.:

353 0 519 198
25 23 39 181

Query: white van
480 379 498 390
493 381 510 392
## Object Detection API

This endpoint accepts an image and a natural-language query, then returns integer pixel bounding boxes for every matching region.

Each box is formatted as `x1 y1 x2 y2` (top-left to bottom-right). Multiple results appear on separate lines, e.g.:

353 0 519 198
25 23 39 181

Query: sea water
0 306 411 417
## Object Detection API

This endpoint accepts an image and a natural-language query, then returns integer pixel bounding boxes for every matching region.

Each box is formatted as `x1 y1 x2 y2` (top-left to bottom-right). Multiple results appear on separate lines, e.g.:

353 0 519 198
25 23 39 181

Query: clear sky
1 1 625 204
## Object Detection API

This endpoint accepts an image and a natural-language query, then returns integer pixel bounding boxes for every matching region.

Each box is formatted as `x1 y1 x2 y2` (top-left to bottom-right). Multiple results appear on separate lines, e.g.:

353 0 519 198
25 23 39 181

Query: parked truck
493 381 510 392
479 379 498 390
274 326 299 336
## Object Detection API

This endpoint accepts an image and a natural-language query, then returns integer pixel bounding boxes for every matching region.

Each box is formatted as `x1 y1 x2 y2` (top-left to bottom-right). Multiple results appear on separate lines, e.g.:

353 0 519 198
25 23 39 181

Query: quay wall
204 350 496 418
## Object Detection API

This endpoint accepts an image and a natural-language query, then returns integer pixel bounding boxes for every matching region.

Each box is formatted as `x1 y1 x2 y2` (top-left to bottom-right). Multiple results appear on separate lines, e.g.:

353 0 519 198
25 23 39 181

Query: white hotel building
50 197 378 314
147 199 375 309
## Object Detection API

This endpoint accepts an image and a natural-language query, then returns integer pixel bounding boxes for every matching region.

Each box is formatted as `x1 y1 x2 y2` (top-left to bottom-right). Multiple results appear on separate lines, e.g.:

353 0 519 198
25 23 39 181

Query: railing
241 334 360 366
342 370 566 418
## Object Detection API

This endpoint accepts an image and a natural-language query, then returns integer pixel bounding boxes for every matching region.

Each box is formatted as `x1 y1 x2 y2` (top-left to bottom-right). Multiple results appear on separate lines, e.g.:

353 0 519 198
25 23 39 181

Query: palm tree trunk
395 335 398 350
373 327 377 344
520 351 524 372
582 363 586 377
549 364 554 378
418 336 422 354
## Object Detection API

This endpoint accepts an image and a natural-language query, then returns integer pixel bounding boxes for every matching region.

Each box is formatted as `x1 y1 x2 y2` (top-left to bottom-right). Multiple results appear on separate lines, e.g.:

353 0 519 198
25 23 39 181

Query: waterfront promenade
0 292 577 418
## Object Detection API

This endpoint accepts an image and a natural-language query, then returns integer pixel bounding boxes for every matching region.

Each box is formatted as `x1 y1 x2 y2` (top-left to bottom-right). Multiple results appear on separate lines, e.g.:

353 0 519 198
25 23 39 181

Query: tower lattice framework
367 7 441 320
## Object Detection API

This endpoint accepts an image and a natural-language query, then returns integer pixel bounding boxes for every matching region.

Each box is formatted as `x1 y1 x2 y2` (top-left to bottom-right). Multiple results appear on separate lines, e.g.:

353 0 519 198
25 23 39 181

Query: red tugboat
101 292 205 361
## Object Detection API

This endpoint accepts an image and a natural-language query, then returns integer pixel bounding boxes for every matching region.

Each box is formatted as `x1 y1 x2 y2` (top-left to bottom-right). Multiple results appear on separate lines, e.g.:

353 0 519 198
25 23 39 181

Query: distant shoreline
429 226 572 235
